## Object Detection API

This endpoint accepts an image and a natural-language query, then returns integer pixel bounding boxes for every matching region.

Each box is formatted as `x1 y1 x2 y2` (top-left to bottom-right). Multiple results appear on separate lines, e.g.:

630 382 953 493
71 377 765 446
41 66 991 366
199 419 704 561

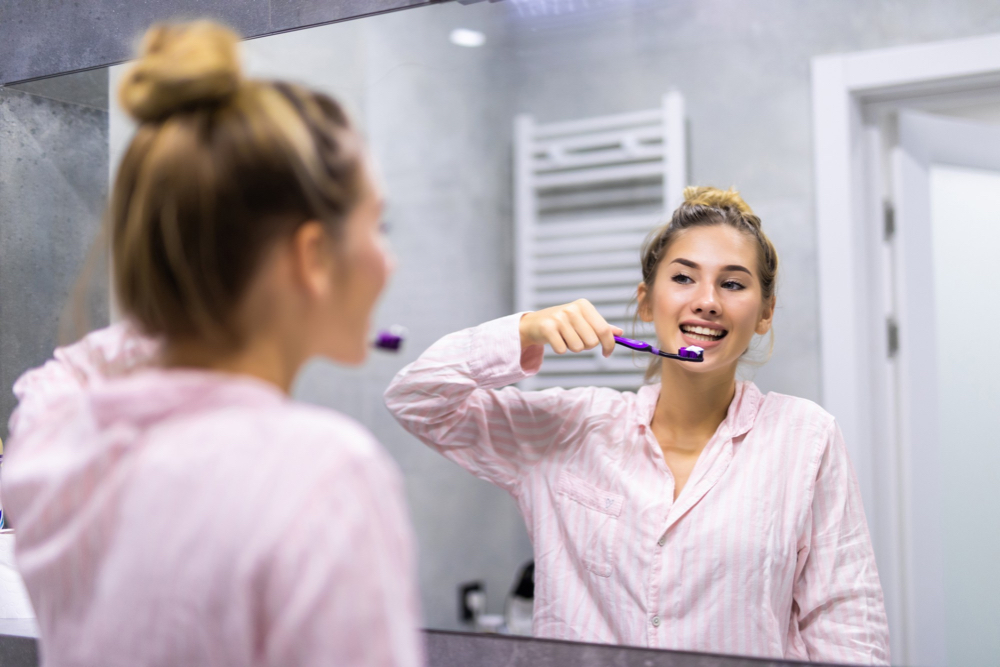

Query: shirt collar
637 380 762 441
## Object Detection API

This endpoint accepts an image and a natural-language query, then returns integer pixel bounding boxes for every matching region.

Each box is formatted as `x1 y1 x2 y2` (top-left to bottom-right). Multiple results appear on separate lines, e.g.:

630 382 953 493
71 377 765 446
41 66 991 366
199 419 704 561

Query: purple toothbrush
614 335 704 362
373 326 407 352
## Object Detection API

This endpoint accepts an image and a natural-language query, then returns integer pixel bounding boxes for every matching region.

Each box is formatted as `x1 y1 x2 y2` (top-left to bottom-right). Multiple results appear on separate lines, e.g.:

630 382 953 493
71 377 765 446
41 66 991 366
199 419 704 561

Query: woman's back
4 326 421 666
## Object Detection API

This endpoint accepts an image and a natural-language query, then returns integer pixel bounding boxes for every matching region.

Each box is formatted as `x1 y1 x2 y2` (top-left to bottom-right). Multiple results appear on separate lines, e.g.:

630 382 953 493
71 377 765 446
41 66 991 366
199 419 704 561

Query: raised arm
792 420 891 665
8 322 160 438
384 304 621 496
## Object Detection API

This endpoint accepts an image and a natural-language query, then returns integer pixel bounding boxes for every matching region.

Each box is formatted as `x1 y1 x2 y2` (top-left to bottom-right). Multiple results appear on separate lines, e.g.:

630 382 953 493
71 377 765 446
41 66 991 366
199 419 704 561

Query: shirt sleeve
791 419 891 665
7 322 160 438
262 450 423 667
383 313 612 496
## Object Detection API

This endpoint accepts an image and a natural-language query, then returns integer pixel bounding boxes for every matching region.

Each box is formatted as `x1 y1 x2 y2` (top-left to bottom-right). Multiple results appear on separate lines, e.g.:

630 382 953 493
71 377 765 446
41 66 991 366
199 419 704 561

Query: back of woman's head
112 21 365 346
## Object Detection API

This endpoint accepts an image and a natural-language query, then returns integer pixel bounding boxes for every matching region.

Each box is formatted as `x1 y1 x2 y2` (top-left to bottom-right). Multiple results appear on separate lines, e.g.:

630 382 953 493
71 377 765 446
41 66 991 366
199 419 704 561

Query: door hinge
887 317 899 358
883 201 895 241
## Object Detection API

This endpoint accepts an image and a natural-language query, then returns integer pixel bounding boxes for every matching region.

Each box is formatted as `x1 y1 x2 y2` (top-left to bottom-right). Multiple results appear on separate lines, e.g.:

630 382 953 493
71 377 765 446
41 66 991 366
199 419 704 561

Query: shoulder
745 389 848 487
756 389 836 435
749 388 840 468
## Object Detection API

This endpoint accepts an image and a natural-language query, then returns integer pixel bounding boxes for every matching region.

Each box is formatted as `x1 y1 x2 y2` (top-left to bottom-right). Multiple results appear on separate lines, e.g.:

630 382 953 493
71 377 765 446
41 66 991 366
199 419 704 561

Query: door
892 110 1000 667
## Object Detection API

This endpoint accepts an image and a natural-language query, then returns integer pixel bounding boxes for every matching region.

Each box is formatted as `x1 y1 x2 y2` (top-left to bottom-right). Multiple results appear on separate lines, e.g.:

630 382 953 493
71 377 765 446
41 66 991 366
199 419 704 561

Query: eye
722 279 746 291
671 273 693 285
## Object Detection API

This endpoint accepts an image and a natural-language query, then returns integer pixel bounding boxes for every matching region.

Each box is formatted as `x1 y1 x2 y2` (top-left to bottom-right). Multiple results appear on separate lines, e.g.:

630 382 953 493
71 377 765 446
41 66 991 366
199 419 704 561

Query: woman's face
638 225 773 374
313 166 394 365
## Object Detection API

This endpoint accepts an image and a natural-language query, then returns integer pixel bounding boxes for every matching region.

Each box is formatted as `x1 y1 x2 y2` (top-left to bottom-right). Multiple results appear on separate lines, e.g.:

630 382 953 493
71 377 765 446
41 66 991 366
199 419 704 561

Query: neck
162 333 301 394
652 360 737 451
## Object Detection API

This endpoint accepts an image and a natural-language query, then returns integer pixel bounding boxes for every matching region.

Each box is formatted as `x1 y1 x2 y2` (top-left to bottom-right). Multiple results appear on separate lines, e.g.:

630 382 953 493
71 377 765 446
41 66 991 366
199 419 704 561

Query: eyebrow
669 258 752 275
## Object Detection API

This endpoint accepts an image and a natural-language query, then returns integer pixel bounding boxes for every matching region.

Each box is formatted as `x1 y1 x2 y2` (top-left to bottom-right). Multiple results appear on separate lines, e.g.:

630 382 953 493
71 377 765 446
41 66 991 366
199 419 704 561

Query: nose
692 283 720 316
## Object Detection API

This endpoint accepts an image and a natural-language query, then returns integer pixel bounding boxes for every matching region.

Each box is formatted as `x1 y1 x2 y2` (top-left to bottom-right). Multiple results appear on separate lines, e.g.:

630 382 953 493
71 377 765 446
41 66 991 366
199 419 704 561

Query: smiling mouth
680 324 728 342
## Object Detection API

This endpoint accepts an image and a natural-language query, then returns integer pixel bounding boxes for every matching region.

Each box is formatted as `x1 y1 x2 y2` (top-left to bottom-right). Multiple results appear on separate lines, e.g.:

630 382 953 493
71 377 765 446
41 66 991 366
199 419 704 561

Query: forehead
661 225 759 271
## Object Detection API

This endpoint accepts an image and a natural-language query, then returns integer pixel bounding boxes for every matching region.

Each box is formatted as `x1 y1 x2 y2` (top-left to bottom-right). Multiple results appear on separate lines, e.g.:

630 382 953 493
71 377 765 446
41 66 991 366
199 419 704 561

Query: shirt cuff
468 313 544 389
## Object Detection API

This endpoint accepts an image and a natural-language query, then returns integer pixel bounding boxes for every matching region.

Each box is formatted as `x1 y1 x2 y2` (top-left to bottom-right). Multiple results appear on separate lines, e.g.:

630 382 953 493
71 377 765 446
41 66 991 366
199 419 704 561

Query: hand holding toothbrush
519 299 704 363
520 299 622 358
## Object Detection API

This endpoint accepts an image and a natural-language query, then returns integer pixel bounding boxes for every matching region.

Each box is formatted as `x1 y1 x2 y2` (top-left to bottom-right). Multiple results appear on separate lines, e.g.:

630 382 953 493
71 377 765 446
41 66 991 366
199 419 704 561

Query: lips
679 323 728 343
680 323 729 348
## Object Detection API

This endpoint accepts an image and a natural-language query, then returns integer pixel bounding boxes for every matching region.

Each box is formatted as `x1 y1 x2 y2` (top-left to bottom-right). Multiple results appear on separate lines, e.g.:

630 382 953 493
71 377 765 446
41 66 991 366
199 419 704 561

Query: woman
385 187 889 664
2 21 421 667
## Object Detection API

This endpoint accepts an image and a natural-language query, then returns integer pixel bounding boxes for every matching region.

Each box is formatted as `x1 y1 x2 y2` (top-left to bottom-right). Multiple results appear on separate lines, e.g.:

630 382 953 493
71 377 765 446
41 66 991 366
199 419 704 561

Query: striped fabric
3 324 423 667
385 314 890 664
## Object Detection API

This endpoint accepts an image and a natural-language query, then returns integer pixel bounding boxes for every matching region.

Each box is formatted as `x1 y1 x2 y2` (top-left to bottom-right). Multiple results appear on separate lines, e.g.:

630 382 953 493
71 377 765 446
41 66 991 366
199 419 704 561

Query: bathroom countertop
0 629 38 667
0 627 851 667
423 630 851 667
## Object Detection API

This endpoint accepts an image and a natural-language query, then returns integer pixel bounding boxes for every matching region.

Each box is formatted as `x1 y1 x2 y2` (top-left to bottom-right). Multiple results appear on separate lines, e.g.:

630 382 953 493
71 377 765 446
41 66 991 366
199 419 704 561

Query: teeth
681 325 725 338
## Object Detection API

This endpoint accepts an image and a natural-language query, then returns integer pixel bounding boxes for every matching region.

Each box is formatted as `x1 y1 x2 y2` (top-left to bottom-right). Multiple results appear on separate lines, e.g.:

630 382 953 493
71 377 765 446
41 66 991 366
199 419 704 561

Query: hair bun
119 21 242 123
682 186 754 216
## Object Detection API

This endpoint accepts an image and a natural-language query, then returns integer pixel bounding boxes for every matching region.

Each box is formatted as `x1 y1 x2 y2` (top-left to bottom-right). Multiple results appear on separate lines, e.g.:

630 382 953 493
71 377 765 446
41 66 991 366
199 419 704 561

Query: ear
290 221 334 299
755 296 775 335
637 282 654 323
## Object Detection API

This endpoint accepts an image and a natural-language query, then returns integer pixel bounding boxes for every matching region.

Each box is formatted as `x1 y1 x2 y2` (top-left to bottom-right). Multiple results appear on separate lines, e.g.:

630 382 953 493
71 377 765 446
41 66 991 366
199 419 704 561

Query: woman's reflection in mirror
386 186 889 664
2 20 422 667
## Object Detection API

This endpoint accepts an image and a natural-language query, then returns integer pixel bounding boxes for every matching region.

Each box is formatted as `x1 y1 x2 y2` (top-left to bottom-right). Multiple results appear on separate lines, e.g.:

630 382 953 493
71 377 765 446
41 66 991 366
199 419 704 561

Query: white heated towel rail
514 92 687 390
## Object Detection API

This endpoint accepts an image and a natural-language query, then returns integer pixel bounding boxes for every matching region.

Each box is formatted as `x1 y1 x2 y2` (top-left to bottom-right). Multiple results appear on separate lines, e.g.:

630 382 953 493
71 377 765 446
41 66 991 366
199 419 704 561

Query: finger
567 310 601 350
557 318 586 353
540 321 567 354
578 301 618 357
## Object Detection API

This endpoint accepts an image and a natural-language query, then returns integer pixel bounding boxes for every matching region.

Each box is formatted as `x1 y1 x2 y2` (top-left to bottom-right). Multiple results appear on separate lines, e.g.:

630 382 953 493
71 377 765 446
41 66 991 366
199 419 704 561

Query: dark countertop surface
0 627 854 667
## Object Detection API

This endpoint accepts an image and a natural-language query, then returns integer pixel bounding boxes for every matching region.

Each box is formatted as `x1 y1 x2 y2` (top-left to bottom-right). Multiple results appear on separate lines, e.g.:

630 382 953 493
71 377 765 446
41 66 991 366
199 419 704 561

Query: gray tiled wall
0 80 109 441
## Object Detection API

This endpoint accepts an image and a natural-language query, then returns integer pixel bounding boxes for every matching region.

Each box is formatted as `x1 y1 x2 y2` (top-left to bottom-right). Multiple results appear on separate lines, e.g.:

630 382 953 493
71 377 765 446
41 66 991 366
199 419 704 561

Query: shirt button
657 536 666 547
651 616 661 627
638 424 646 433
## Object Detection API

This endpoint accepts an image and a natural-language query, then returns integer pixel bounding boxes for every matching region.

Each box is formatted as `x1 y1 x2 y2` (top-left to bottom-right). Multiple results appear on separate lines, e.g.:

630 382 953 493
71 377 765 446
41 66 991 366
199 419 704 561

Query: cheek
652 285 685 317
727 296 763 333
348 236 391 300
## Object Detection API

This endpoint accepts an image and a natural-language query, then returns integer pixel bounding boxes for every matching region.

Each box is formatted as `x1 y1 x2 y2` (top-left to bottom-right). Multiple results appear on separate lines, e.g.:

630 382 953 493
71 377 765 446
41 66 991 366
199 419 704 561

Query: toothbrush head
373 326 407 352
677 346 704 360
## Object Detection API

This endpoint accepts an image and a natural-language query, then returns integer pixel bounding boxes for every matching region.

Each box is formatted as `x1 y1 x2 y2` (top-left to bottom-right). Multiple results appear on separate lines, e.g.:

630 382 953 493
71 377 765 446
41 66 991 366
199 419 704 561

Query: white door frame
812 32 1000 664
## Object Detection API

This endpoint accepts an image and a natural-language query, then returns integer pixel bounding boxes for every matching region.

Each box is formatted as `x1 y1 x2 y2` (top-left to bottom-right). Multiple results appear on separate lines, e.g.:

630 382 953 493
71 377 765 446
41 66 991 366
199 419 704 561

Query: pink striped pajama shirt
385 314 889 664
2 324 423 667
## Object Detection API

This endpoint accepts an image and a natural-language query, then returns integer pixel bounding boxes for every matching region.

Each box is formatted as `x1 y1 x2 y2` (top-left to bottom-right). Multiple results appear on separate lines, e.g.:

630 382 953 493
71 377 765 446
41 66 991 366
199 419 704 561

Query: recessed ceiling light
450 28 487 48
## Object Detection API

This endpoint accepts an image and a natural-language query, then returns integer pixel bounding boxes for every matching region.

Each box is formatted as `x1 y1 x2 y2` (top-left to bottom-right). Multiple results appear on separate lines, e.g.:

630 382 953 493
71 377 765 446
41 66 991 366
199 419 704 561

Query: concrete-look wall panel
0 0 438 86
0 87 109 438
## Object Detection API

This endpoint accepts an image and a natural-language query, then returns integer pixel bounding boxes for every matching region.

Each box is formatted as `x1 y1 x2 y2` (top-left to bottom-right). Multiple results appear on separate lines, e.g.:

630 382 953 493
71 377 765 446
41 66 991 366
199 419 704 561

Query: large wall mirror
3 1 1000 665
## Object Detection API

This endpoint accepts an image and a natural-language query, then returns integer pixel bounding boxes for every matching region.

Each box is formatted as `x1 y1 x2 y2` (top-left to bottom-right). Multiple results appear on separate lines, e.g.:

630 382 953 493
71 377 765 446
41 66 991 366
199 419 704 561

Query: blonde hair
110 21 365 346
635 186 779 381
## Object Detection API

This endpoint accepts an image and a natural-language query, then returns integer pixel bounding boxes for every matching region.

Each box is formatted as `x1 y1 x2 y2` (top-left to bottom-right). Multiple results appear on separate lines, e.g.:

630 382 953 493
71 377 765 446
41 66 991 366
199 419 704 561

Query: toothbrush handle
613 335 651 352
